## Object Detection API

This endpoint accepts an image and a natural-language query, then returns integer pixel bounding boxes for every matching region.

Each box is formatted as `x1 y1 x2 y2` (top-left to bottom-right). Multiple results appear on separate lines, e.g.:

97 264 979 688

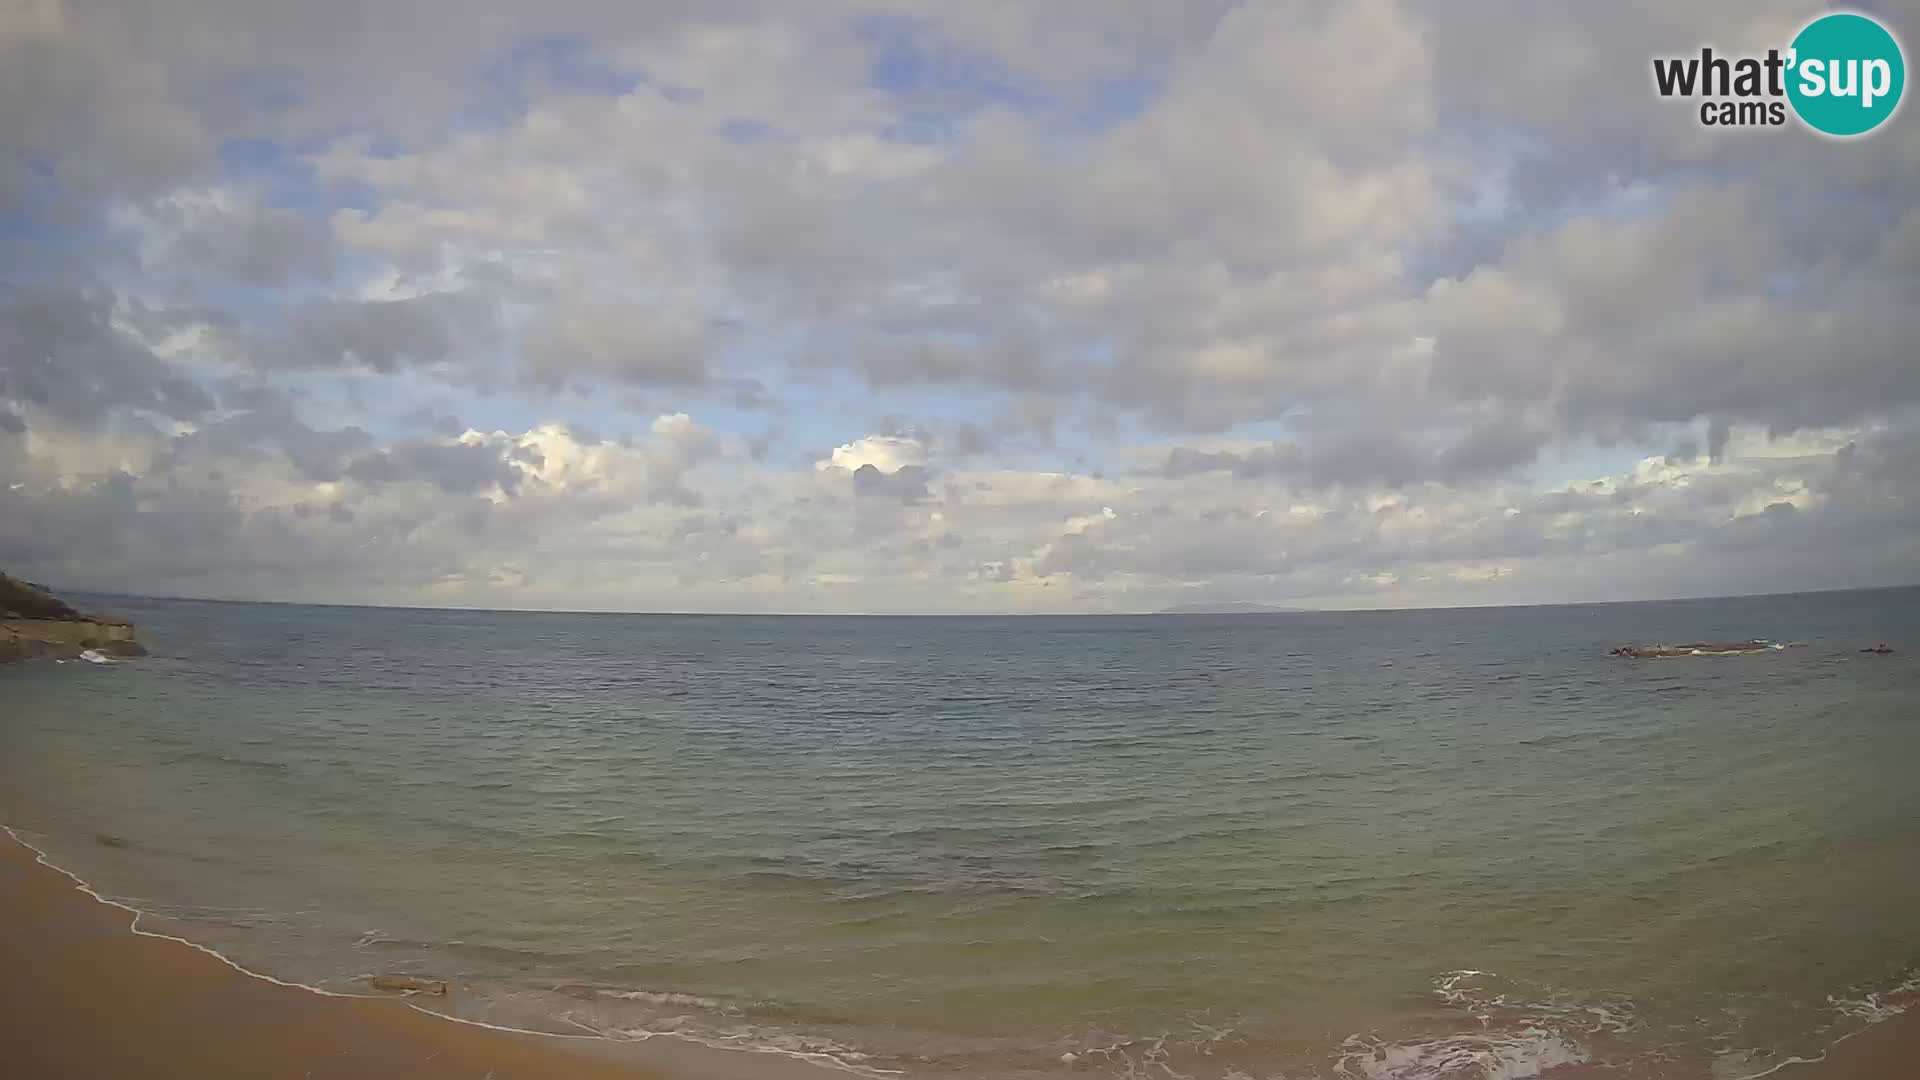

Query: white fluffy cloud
819 434 928 474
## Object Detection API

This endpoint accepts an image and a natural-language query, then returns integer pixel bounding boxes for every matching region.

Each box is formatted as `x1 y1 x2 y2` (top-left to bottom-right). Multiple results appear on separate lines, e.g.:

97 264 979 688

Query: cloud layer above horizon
4 0 1919 612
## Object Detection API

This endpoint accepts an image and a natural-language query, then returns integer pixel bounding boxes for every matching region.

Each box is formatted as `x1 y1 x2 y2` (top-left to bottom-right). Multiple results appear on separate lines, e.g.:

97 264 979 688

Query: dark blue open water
4 588 1918 1079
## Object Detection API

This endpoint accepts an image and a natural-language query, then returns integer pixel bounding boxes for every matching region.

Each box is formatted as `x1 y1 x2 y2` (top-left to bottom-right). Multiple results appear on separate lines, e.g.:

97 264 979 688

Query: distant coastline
1154 601 1311 615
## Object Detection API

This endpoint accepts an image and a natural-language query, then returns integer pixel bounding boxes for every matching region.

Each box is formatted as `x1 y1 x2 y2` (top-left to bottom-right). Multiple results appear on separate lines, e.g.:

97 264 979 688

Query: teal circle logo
1787 12 1905 137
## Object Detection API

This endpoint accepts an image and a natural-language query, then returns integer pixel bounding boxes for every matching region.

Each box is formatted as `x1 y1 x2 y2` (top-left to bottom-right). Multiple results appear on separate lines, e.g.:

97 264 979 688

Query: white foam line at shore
1714 993 1920 1080
1722 1051 1830 1080
1 823 889 1079
3 824 373 998
1715 972 1920 1080
396 1004 903 1077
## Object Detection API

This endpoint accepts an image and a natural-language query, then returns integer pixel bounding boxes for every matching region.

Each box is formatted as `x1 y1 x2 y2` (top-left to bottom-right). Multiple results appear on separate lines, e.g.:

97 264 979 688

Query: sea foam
1336 1029 1586 1080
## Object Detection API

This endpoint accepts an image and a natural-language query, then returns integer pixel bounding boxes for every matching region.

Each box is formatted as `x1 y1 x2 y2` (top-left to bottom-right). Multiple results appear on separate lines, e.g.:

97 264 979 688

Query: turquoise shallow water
3 589 1919 1079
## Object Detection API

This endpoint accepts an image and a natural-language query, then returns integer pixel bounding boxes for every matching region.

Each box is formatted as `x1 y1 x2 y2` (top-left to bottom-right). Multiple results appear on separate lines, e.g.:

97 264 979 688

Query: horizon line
55 580 1920 620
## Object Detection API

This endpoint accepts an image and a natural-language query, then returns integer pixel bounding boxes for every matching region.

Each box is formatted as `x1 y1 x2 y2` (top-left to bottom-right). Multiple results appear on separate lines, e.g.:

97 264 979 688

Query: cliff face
0 574 147 662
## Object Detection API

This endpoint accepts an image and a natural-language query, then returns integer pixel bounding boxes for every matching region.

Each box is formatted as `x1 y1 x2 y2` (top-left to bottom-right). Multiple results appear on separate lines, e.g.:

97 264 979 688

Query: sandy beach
0 830 853 1080
5 828 1918 1080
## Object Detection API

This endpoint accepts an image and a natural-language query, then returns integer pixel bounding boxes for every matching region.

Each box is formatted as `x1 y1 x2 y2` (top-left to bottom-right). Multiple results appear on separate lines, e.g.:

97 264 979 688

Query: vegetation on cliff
0 574 90 620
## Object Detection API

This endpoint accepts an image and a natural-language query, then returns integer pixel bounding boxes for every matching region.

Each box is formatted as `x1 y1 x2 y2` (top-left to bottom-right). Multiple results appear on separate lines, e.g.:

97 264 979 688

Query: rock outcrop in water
1610 640 1782 658
0 572 145 663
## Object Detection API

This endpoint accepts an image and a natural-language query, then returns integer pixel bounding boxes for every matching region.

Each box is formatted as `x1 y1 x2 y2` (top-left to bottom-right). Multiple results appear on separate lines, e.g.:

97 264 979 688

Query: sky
3 0 1919 614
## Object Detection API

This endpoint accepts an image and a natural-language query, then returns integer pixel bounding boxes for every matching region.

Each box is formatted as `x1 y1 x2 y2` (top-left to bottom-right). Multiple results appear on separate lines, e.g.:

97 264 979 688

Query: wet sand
0 830 851 1080
3 828 1916 1080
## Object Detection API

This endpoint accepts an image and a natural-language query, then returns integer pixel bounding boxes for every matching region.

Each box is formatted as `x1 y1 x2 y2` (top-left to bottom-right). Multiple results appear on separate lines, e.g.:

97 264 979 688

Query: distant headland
1154 601 1311 615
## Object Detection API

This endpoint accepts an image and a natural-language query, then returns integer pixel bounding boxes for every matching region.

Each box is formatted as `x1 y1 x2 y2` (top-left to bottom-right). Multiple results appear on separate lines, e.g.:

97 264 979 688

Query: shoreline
0 827 865 1080
4 825 1917 1080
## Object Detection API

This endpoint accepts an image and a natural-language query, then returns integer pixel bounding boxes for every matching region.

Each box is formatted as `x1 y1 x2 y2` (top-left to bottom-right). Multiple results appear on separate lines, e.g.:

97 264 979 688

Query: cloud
344 438 527 496
3 0 1918 610
154 391 375 481
521 299 713 389
1421 185 1920 436
274 290 493 373
0 2 211 212
819 434 929 474
1149 415 1550 490
0 287 216 425
852 463 930 501
114 187 336 287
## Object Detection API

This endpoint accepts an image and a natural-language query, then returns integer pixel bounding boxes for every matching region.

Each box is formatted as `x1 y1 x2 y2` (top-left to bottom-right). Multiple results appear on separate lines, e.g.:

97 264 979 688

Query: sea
3 588 1918 1080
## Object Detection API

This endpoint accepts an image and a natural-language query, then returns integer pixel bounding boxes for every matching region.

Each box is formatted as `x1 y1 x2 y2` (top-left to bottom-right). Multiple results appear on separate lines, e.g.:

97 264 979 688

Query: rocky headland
0 573 145 663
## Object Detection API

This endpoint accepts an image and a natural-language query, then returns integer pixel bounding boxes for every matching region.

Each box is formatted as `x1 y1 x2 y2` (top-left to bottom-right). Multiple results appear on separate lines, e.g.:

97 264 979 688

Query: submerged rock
368 975 448 995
